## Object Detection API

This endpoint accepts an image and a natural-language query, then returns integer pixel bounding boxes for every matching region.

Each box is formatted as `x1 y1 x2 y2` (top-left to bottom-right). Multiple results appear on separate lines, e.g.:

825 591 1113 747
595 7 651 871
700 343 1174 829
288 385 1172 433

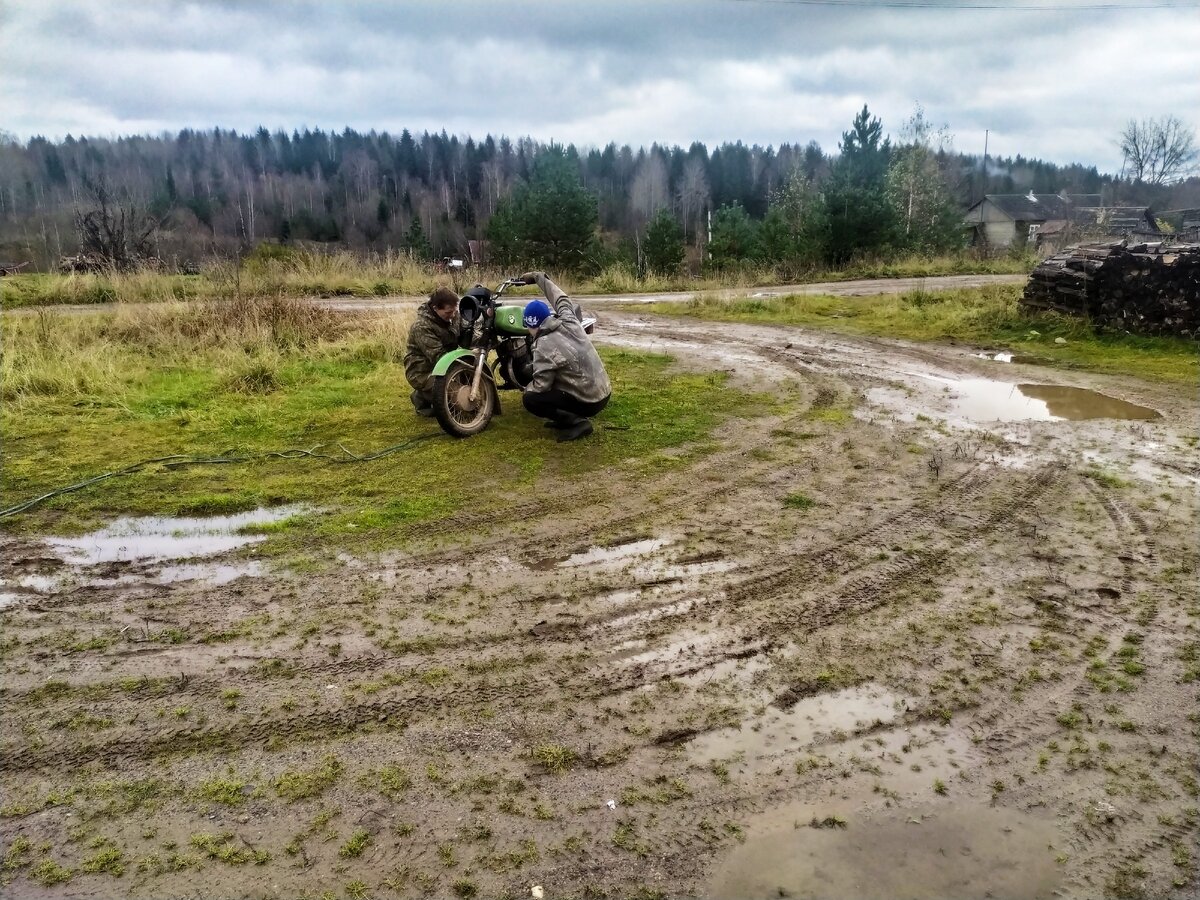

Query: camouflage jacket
404 302 460 392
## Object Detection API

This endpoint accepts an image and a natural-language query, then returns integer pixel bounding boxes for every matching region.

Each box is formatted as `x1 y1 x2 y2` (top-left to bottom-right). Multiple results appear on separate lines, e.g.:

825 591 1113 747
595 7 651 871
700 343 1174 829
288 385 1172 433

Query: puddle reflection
46 505 307 565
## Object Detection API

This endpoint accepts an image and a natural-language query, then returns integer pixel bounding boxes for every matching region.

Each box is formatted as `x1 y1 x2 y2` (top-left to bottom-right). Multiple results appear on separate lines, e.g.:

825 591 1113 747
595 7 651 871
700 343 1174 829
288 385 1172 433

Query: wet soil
1 308 1197 899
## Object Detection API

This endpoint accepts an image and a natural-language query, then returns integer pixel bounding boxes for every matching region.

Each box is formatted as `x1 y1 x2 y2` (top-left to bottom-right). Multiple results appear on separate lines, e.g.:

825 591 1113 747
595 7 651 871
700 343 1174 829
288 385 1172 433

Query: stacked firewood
1021 241 1200 337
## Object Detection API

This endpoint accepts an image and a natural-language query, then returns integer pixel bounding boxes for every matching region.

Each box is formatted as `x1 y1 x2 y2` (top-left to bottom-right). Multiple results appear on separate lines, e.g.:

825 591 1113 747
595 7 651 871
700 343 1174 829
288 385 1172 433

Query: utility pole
978 129 989 228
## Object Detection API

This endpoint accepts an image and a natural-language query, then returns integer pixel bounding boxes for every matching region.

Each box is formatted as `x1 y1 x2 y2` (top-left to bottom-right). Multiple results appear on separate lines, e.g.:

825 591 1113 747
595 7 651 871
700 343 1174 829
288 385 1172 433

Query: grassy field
654 284 1200 385
1 299 765 542
0 249 1037 309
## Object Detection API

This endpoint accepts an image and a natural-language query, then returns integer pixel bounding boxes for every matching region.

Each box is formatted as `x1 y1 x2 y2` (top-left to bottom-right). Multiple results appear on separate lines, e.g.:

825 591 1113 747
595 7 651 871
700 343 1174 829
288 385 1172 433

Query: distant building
1157 208 1200 241
964 192 1159 251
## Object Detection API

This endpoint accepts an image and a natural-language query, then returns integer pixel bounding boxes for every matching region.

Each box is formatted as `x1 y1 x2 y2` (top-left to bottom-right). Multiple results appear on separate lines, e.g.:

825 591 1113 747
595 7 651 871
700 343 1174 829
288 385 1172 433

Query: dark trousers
523 389 609 424
410 388 434 411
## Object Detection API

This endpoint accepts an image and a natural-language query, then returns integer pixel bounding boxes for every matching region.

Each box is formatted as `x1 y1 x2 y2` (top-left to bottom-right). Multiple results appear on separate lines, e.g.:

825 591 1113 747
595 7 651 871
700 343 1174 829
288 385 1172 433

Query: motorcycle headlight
459 295 481 324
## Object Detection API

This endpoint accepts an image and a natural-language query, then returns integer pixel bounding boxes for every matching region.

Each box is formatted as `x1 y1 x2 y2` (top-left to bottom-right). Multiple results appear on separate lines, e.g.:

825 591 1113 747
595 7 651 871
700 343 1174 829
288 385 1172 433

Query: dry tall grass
2 247 1038 310
1 297 414 404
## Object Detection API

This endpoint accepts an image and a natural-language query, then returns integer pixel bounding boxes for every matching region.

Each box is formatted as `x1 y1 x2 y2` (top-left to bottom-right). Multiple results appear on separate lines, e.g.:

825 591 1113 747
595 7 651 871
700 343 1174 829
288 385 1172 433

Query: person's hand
518 271 543 285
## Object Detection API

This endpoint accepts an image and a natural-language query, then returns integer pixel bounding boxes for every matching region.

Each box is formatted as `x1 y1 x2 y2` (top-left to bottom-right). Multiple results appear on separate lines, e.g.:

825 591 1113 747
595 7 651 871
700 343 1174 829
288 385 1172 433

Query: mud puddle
690 682 911 775
45 505 307 565
0 507 302 605
528 536 673 571
974 350 1046 365
903 373 1161 422
708 802 1063 899
631 556 738 582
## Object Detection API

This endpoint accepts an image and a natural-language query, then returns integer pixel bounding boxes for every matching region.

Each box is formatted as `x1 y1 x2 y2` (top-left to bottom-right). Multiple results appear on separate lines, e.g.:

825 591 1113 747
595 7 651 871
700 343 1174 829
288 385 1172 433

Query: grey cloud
2 0 1197 173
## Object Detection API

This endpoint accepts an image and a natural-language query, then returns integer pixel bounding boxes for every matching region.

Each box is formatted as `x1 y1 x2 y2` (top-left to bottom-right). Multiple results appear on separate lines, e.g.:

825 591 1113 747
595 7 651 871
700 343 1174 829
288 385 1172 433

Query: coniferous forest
2 106 1197 273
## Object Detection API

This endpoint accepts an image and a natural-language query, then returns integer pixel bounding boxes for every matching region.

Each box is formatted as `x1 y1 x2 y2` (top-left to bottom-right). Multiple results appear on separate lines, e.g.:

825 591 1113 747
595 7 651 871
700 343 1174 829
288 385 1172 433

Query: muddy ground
2 308 1197 900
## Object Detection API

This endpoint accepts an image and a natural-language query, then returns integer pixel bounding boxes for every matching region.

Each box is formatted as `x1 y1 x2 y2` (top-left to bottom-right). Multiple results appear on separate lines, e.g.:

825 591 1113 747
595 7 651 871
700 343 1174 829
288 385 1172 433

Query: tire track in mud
596 463 1066 692
0 467 1079 862
969 468 1195 897
0 465 1006 722
734 464 1063 642
580 464 994 644
0 635 772 773
1047 477 1196 885
963 474 1128 755
397 406 815 569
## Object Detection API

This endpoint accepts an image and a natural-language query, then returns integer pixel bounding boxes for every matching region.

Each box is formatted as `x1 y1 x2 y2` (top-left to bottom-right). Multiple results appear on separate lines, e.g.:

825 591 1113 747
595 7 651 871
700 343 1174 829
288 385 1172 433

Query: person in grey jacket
518 271 611 442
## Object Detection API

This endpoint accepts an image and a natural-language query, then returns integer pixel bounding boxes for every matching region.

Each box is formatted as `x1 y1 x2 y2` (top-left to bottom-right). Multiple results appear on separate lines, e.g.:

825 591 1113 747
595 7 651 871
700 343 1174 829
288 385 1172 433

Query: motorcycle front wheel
433 361 497 438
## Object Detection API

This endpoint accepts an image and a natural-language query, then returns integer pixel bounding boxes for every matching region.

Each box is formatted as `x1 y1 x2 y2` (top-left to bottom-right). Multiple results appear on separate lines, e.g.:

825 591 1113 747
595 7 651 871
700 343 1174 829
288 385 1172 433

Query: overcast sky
2 0 1198 173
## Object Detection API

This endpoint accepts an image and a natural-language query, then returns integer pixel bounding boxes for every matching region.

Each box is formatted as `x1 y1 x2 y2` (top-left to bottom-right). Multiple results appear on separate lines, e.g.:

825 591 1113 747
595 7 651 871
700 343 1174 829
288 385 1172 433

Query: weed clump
81 845 125 876
30 858 74 885
273 754 344 802
189 832 269 865
533 744 577 774
338 829 371 859
783 492 817 510
196 771 248 807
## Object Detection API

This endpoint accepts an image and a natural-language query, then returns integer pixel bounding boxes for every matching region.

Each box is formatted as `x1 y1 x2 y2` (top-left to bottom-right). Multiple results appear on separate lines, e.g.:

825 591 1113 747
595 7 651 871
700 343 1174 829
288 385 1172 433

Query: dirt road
319 272 1027 312
2 310 1197 899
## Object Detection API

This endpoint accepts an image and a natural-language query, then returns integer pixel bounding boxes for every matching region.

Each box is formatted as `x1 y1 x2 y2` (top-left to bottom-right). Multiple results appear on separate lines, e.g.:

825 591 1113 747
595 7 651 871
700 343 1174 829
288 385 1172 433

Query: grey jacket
527 274 611 403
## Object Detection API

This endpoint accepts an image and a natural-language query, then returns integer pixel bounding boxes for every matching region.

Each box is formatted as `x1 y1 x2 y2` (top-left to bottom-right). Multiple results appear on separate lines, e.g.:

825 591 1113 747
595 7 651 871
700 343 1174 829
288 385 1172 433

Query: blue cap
523 299 553 329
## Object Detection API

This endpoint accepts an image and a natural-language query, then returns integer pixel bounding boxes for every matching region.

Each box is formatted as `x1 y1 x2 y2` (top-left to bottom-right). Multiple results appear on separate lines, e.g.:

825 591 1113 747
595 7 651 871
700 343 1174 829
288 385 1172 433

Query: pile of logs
1022 241 1200 337
58 253 162 274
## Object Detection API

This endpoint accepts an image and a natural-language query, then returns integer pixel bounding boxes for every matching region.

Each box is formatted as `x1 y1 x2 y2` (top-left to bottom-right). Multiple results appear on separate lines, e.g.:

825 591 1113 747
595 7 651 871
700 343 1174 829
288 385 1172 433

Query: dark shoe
415 406 435 418
556 419 593 442
544 420 564 429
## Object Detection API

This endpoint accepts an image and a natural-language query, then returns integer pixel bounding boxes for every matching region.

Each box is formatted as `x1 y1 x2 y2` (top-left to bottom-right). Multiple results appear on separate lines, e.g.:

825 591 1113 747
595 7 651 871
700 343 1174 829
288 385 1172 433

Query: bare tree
68 177 170 271
629 152 670 224
675 157 710 244
1119 116 1198 186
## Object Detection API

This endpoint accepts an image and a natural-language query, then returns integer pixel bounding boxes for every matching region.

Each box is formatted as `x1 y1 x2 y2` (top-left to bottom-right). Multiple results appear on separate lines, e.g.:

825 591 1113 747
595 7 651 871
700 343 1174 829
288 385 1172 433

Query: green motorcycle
430 278 596 438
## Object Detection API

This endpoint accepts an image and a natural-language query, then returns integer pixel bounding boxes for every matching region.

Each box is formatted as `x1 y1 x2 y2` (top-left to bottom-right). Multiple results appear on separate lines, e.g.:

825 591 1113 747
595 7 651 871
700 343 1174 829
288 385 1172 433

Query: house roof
981 193 1073 221
965 195 1158 233
1077 207 1158 232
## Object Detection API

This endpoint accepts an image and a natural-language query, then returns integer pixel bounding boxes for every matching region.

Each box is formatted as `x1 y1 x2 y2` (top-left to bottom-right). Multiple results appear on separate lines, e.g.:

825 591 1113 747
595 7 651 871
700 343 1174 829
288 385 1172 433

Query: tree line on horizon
0 106 1196 273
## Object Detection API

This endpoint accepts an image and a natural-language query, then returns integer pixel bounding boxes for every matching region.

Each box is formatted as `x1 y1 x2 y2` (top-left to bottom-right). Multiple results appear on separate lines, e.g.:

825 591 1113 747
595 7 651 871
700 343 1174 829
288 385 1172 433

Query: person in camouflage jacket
404 287 461 416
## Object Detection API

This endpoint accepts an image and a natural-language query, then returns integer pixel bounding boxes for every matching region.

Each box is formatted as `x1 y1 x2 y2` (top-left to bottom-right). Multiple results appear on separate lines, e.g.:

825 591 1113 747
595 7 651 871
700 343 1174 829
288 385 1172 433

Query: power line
725 0 1198 10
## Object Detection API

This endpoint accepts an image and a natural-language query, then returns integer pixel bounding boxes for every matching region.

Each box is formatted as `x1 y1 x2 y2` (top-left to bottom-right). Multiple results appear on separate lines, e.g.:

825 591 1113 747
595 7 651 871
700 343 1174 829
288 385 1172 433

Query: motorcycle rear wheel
433 361 497 438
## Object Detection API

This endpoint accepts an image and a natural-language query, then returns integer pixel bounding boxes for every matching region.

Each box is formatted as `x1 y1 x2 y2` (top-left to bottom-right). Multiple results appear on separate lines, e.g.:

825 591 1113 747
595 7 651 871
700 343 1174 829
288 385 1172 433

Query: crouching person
519 271 611 442
404 287 461 417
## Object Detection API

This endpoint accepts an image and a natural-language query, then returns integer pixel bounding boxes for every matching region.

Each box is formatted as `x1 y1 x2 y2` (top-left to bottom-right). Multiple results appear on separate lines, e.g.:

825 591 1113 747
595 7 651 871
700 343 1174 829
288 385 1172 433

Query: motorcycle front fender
431 348 476 377
430 349 502 414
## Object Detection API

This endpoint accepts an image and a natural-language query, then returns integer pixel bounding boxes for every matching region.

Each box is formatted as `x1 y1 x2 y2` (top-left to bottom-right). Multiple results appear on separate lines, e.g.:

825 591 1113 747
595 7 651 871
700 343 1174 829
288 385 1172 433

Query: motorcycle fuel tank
494 305 530 336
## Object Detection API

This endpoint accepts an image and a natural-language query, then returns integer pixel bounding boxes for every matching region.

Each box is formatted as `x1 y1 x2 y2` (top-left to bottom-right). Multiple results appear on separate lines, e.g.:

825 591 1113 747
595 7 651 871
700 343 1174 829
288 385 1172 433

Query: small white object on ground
1054 337 1068 344
532 887 544 899
606 799 616 810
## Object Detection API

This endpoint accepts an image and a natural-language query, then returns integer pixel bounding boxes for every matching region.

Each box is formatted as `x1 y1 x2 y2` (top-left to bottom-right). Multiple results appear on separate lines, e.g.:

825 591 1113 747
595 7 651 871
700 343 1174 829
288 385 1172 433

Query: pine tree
824 105 898 263
643 208 685 274
485 145 597 270
406 216 432 260
708 204 760 268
